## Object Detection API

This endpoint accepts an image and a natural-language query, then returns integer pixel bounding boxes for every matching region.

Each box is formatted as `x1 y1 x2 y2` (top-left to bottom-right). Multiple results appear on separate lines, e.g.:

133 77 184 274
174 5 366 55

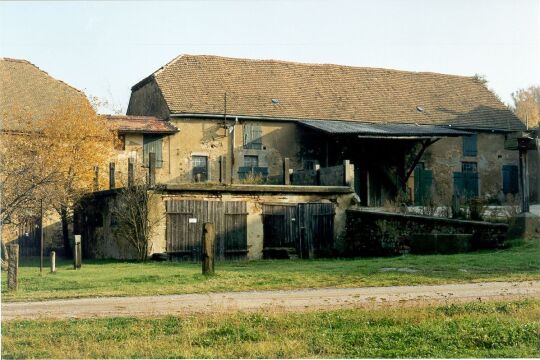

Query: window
244 155 259 168
463 134 478 157
462 162 478 173
143 134 163 168
454 162 479 197
192 155 208 182
243 124 263 149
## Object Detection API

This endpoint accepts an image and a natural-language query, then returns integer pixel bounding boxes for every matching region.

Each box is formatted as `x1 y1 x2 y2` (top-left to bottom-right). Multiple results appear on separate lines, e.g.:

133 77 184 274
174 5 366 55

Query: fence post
50 251 56 273
93 165 99 191
283 158 291 185
7 244 19 291
343 160 353 187
109 162 115 189
314 164 321 185
128 157 134 187
202 223 215 275
74 235 82 269
148 152 156 188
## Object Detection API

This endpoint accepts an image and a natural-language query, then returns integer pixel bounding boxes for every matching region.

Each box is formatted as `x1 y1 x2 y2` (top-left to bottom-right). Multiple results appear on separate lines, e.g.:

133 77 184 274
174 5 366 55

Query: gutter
170 113 523 133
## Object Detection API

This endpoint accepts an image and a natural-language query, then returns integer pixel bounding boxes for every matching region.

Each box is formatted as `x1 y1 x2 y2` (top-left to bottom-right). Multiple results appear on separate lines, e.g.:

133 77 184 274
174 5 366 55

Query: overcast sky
1 0 539 113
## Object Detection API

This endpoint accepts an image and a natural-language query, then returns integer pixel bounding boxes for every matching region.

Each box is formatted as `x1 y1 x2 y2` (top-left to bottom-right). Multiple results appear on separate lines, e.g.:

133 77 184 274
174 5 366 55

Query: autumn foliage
1 97 116 229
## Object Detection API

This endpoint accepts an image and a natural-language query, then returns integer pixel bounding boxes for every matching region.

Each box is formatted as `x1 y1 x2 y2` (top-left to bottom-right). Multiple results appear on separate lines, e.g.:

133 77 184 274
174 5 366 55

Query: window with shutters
192 155 208 182
243 124 263 149
143 134 163 168
463 134 478 157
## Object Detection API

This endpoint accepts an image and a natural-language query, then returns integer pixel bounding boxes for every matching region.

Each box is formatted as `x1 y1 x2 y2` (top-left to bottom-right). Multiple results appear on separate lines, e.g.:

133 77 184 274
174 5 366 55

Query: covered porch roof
297 119 471 139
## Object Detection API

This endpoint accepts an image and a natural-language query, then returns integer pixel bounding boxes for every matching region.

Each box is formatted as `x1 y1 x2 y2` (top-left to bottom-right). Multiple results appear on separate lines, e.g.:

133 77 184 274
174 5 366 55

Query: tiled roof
103 115 178 134
298 119 471 137
0 58 89 130
136 54 524 132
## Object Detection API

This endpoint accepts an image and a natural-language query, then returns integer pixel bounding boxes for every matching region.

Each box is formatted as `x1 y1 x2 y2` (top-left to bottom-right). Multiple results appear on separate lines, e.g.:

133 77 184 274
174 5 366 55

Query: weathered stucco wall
111 119 305 186
422 132 519 203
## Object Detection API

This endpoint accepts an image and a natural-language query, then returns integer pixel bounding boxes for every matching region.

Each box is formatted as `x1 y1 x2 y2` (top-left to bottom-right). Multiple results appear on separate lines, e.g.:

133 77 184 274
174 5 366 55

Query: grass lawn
2 300 539 358
2 239 539 302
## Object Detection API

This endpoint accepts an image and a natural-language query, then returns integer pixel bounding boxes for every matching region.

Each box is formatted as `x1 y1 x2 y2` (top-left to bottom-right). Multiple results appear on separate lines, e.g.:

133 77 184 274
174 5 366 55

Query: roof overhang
297 119 472 139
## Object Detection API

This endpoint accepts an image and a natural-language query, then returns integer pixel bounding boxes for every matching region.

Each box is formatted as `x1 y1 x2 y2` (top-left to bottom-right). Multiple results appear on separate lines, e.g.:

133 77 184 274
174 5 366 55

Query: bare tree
511 86 540 128
110 182 159 261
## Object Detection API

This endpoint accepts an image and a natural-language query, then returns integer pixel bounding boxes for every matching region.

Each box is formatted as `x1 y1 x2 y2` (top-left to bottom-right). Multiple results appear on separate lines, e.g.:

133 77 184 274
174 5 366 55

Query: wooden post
344 160 353 187
74 235 82 269
220 155 227 184
148 152 156 188
202 223 215 275
50 251 56 273
7 244 19 291
519 147 529 213
93 165 99 191
283 158 291 185
109 162 115 189
40 199 44 275
128 157 134 187
314 164 321 185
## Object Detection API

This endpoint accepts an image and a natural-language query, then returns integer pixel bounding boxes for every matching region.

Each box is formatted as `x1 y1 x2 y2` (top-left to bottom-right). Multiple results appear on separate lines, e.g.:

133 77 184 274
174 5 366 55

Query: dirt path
2 281 539 321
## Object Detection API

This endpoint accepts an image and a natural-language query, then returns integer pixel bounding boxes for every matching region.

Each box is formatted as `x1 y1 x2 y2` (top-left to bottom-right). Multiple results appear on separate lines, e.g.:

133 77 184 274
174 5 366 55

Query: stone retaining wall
345 208 508 257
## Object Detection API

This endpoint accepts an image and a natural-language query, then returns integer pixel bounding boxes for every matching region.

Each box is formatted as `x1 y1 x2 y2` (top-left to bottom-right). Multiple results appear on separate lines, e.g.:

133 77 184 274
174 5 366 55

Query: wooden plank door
298 203 335 258
262 204 298 250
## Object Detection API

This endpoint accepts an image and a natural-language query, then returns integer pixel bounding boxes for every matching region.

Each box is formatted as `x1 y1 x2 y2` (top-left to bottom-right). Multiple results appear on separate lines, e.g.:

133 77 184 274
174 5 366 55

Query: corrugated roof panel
298 119 471 137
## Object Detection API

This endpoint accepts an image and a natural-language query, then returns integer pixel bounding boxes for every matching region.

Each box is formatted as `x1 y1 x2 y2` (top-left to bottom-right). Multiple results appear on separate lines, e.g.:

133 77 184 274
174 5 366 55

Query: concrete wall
422 132 519 203
80 186 356 260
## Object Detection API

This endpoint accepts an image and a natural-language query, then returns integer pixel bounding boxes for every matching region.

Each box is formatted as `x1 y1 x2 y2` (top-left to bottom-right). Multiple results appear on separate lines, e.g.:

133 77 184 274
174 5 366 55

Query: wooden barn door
298 203 335 258
166 200 247 261
262 202 335 259
262 204 299 256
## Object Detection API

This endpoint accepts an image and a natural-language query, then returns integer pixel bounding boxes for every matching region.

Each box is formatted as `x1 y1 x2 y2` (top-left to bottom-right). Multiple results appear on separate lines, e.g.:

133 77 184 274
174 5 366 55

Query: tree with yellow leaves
511 86 540 129
1 97 116 256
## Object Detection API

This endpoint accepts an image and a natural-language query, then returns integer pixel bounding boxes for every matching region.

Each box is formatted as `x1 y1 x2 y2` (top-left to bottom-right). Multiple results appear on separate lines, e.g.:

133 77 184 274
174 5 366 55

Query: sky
1 0 539 113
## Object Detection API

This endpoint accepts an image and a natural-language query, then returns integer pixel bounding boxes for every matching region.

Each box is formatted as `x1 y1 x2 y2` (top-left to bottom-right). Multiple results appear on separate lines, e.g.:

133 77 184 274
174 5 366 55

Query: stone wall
345 208 508 257
422 132 519 203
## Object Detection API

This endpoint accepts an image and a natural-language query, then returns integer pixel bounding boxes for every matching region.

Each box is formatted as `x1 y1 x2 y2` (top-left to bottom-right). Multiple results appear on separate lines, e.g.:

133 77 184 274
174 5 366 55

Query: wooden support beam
93 166 99 191
148 152 156 188
128 157 134 187
403 139 438 187
109 162 115 189
283 158 291 185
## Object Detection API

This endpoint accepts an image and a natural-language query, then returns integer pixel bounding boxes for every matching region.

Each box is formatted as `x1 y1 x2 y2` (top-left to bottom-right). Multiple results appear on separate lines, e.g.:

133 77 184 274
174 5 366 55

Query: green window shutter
243 124 262 149
502 165 519 194
414 166 433 205
463 134 477 157
143 135 163 168
453 172 464 196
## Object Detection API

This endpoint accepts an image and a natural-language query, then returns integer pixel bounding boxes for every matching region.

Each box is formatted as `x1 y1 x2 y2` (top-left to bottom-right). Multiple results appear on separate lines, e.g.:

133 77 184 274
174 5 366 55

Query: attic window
416 106 425 113
271 98 280 105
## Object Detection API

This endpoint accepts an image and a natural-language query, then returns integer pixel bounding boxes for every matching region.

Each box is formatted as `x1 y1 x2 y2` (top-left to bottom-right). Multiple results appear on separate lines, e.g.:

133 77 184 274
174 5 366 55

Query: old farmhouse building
76 55 526 261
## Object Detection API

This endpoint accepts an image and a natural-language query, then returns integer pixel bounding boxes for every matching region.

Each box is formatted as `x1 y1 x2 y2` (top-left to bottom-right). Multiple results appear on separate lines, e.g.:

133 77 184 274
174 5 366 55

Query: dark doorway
262 202 335 259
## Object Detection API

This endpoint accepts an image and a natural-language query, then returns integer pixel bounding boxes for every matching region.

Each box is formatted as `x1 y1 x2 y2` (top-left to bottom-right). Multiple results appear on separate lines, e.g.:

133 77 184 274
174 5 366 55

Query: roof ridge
163 54 476 80
1 57 88 100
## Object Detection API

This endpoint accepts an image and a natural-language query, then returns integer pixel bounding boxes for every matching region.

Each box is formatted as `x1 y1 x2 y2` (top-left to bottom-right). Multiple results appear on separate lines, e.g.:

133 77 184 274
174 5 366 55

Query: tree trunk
60 206 72 259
